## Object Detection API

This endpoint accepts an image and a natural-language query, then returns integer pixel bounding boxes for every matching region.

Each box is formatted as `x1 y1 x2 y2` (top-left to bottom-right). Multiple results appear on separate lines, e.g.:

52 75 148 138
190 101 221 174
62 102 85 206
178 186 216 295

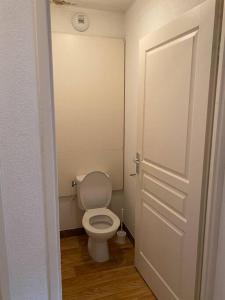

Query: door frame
0 0 224 299
200 1 225 299
32 1 62 299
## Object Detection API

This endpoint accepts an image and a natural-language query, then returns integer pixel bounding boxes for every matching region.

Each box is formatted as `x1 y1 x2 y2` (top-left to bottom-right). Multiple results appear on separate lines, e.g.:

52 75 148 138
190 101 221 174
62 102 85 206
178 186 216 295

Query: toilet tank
75 171 112 211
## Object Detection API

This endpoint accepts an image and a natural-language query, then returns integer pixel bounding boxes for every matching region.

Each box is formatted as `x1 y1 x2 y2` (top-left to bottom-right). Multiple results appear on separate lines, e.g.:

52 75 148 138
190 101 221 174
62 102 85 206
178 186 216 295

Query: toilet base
88 237 109 262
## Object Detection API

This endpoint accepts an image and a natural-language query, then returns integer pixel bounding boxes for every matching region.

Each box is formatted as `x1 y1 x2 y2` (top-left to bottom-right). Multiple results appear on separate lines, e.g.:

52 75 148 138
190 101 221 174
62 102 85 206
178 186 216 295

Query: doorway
49 0 156 299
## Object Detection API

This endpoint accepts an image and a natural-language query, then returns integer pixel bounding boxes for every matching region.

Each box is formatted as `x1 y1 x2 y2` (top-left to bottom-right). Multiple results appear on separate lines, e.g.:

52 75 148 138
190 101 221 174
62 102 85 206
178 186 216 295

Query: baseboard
60 227 85 239
122 223 135 245
60 223 135 245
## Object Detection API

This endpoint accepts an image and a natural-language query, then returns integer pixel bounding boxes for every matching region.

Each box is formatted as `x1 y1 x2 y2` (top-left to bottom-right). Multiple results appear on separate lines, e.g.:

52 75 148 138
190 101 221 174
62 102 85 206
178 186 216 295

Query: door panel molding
142 162 190 191
143 174 186 211
140 202 184 298
143 174 187 216
142 30 198 178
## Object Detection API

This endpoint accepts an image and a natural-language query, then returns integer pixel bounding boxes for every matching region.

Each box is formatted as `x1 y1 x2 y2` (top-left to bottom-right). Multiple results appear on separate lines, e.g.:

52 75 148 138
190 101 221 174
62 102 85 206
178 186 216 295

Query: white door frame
1 0 224 299
33 1 62 299
200 1 225 299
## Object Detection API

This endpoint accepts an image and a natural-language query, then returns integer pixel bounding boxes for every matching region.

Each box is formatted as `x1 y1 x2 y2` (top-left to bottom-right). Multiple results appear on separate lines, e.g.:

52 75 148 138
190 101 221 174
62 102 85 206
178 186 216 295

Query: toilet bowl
83 208 120 262
76 171 120 262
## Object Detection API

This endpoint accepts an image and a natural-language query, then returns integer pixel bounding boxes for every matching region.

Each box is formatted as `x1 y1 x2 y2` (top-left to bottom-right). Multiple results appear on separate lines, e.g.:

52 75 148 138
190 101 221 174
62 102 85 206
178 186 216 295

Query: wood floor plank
61 234 157 299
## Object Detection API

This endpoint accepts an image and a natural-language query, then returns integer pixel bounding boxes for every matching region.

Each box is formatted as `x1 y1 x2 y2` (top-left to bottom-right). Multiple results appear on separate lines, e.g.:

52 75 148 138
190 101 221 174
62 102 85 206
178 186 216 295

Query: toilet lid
79 171 112 210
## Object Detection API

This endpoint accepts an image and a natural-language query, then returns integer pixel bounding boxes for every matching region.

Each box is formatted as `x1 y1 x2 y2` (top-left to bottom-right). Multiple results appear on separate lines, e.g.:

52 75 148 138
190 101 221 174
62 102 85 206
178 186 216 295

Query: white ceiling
58 0 134 12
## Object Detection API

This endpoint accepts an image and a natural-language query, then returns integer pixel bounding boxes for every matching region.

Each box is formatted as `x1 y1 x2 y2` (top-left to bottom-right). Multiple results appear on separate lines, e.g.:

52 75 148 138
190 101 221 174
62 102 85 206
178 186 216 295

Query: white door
135 1 217 300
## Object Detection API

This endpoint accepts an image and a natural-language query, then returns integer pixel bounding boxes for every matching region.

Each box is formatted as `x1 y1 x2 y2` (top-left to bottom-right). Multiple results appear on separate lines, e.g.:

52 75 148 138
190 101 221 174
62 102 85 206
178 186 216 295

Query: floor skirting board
122 223 135 246
60 223 135 245
60 227 85 239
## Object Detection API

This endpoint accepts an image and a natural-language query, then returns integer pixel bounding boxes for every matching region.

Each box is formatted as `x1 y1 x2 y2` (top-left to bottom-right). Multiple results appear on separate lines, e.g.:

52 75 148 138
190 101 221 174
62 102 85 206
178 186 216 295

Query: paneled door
135 1 217 300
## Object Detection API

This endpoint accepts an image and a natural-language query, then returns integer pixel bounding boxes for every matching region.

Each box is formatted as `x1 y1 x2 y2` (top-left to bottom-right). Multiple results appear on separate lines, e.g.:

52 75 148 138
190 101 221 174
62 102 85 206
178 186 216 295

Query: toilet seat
83 208 120 235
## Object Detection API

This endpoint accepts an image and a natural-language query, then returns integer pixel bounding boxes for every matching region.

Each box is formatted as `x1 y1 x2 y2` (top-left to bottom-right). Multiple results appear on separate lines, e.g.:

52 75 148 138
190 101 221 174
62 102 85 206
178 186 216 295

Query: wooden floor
61 234 157 300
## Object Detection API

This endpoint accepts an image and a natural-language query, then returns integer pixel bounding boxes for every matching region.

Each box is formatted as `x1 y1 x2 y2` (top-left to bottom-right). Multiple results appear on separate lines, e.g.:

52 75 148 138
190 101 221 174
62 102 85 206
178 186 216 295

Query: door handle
133 158 140 164
130 153 140 176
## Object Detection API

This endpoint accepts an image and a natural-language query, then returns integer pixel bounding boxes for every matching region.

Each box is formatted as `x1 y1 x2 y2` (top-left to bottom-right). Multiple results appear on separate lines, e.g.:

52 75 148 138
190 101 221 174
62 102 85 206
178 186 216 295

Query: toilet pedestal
88 237 109 262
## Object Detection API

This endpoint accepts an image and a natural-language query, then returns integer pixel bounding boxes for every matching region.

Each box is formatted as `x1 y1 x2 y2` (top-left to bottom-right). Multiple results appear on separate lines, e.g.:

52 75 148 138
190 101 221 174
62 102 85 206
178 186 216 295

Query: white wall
0 1 61 299
53 34 124 196
51 5 125 231
51 4 125 38
124 0 206 236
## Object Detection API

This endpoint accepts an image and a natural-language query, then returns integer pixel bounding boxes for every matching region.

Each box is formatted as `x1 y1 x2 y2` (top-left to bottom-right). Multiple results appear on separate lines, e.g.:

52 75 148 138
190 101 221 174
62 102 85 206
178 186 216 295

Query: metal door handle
133 158 140 164
131 153 140 175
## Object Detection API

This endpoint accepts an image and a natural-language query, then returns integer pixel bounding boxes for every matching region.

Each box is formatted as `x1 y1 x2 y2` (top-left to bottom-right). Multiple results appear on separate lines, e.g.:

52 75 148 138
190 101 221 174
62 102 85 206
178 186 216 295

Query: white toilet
76 171 120 262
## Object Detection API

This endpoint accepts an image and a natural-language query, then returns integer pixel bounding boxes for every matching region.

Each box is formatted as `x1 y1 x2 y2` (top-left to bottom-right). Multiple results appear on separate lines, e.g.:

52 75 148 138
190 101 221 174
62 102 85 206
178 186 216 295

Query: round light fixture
72 13 89 32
